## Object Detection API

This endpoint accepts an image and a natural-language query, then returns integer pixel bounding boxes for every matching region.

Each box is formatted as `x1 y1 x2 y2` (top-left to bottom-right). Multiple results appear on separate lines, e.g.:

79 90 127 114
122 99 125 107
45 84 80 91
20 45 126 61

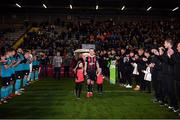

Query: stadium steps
12 27 40 49
4 28 27 46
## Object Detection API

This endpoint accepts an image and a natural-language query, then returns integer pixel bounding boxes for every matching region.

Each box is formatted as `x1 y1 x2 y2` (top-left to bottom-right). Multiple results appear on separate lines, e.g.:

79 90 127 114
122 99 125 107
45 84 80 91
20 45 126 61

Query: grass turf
0 77 180 119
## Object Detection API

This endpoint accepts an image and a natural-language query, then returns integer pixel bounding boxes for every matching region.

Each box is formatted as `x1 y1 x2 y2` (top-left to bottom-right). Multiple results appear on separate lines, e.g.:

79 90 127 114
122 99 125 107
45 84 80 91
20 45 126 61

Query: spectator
53 52 62 80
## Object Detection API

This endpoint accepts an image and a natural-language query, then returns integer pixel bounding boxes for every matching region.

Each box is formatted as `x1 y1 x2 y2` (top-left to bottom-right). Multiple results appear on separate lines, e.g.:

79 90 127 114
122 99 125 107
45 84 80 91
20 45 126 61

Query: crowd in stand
22 19 180 54
1 19 180 115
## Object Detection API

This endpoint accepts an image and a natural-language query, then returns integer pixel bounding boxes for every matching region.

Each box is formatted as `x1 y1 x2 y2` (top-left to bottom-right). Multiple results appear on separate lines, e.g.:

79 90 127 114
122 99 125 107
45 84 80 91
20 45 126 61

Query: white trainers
20 88 25 91
168 106 174 109
173 108 179 113
123 84 127 87
15 91 21 96
3 100 8 104
126 84 132 88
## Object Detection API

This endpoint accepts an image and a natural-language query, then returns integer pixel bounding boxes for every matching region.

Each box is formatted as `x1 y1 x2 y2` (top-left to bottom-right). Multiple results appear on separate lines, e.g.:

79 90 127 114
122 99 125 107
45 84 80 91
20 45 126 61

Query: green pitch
0 77 179 119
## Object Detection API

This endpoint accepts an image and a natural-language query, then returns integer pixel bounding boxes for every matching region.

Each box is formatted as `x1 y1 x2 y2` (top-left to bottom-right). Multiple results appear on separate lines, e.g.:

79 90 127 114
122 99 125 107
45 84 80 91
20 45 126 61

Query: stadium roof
0 0 179 15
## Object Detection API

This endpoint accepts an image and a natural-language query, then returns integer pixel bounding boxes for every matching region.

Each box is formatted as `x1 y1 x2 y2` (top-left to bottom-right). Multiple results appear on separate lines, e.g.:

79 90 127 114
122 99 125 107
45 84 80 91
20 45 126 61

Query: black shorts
86 70 97 81
32 65 39 71
11 74 16 81
15 71 24 79
23 70 30 76
75 81 84 85
1 77 10 86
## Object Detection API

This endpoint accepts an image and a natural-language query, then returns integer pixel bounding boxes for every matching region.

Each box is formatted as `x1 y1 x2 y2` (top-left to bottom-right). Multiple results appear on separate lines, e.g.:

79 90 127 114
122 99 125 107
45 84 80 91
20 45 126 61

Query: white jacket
143 67 152 81
132 63 139 75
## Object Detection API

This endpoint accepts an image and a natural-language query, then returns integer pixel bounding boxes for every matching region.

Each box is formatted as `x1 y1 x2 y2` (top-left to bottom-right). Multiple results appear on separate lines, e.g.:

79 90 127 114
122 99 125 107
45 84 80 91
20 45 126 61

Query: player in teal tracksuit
5 52 14 99
31 55 40 81
23 52 31 87
0 55 11 103
14 49 25 95
9 50 17 96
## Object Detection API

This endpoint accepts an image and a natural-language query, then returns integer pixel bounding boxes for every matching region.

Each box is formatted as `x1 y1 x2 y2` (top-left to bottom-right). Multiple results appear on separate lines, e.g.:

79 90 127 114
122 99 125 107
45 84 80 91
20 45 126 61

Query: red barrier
46 65 74 78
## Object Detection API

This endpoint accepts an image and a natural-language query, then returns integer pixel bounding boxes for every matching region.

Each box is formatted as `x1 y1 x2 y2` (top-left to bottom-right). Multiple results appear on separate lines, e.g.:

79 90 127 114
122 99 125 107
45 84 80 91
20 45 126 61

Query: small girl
96 68 104 94
74 62 84 99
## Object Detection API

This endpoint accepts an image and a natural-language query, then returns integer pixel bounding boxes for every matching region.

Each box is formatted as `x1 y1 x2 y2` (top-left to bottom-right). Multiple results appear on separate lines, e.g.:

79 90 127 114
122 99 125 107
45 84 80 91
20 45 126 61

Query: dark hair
177 42 180 46
89 48 95 52
144 49 150 53
165 38 174 46
130 50 134 53
159 47 165 52
138 48 144 51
